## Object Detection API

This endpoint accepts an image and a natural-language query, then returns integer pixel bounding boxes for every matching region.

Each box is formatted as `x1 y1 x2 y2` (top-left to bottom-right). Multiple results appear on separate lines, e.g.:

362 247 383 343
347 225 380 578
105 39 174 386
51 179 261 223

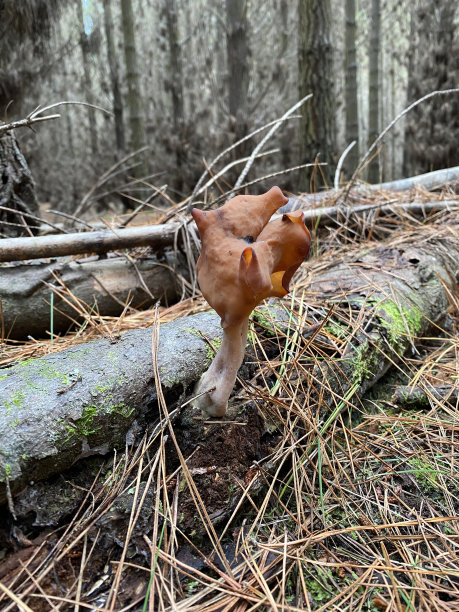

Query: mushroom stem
194 318 249 418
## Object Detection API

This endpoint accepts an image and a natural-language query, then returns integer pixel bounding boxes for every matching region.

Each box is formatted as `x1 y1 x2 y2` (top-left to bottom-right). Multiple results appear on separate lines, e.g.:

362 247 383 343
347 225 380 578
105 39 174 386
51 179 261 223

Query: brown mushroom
191 187 311 417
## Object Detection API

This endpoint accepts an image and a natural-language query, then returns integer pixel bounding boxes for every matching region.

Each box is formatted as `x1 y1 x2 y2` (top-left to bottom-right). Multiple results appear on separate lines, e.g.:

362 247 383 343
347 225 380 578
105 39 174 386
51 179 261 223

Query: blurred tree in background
403 3 459 176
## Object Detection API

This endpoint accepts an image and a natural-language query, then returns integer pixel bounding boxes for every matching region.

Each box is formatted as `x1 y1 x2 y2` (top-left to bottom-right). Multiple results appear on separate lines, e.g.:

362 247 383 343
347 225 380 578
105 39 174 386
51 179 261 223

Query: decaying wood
0 131 41 238
0 254 181 339
391 385 459 407
305 232 458 419
1 216 458 506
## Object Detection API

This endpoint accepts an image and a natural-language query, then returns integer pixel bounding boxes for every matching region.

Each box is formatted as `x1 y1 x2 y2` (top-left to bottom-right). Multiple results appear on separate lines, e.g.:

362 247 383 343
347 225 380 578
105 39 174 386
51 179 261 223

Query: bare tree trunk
402 6 418 177
403 3 459 176
367 0 380 183
77 0 99 156
103 0 125 156
226 0 250 145
164 0 185 192
298 0 336 189
344 0 359 177
121 0 147 181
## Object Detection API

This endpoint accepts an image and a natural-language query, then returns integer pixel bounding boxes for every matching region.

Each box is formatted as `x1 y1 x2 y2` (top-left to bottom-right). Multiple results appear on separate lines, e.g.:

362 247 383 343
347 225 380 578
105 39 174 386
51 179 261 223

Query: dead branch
0 222 181 262
391 385 459 407
1 197 456 264
0 101 112 136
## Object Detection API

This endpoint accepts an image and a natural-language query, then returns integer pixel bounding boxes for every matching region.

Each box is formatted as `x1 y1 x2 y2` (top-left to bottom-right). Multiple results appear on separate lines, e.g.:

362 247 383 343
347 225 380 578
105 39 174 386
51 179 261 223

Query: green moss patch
375 298 422 353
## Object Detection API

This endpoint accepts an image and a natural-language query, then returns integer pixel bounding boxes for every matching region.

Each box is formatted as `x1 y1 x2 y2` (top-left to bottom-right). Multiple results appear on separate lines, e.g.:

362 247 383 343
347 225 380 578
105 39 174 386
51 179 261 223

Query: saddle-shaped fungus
191 186 311 417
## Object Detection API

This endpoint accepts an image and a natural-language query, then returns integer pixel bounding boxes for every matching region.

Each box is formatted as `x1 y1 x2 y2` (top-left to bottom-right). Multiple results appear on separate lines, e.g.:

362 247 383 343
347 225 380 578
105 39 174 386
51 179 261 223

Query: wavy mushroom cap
218 186 288 240
192 188 310 328
254 211 311 297
191 186 288 243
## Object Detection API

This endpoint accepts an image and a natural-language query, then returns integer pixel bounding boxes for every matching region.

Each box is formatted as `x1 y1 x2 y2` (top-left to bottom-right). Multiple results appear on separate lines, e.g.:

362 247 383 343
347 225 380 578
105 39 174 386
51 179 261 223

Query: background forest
1 0 458 219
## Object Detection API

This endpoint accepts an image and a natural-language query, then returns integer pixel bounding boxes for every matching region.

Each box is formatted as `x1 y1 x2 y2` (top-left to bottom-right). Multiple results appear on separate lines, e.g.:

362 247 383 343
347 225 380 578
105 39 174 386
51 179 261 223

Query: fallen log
376 165 459 192
281 198 458 218
0 311 224 505
0 254 181 339
304 236 457 419
281 165 459 209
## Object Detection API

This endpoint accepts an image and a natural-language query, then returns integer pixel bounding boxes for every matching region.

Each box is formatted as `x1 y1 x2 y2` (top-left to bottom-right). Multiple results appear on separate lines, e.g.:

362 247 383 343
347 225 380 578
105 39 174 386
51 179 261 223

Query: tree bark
298 0 336 189
402 3 459 177
121 0 147 180
226 0 250 145
77 0 99 156
367 0 380 183
344 0 359 177
1 220 458 506
103 0 126 156
163 0 185 191
0 255 181 339
0 131 41 238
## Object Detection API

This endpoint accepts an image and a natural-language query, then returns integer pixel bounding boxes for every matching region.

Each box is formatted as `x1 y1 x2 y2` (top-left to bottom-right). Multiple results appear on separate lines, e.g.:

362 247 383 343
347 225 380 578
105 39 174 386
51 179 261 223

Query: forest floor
1 186 459 611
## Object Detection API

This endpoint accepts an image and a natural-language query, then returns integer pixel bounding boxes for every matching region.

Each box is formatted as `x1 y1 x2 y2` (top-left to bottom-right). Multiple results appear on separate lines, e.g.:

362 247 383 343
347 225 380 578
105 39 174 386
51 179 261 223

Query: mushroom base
194 319 249 418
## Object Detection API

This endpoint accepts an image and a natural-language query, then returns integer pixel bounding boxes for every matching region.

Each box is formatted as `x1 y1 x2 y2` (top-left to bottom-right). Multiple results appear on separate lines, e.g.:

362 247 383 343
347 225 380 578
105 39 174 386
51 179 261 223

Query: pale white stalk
194 318 249 418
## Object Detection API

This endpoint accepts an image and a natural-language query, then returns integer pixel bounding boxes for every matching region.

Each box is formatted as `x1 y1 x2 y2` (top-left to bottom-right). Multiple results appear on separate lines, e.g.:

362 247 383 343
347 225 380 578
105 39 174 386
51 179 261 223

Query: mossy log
306 237 458 418
0 254 181 339
0 311 225 504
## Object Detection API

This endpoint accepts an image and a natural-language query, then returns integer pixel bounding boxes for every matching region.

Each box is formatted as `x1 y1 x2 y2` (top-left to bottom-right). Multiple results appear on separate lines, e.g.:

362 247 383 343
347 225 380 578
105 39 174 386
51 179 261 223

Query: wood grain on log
0 255 181 339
